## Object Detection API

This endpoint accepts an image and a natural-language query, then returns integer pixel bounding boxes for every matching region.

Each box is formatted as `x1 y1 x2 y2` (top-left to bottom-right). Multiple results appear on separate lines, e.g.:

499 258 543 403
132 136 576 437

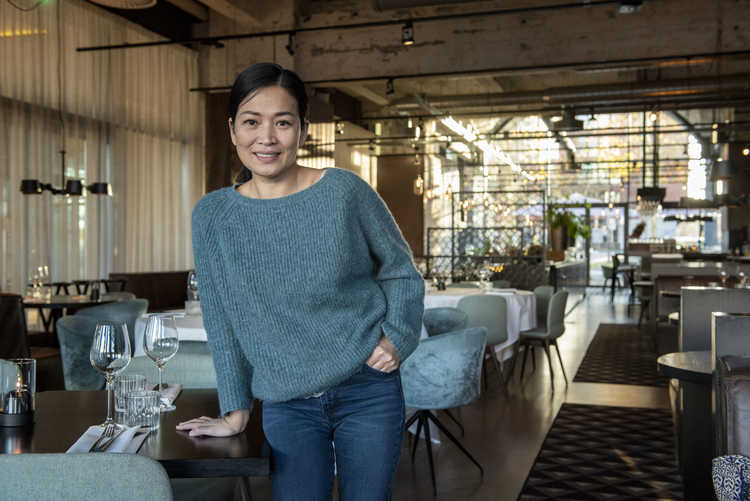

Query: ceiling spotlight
335 121 344 135
401 21 414 46
285 32 295 56
385 78 395 95
743 147 750 156
648 110 658 122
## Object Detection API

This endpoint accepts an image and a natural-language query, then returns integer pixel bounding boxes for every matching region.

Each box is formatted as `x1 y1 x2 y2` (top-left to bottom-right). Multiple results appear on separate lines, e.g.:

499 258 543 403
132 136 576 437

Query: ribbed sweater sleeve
192 197 254 416
355 178 425 362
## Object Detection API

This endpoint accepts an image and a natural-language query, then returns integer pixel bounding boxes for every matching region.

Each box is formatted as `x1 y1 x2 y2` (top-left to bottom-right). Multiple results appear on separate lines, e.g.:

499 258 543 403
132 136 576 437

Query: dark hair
229 63 308 184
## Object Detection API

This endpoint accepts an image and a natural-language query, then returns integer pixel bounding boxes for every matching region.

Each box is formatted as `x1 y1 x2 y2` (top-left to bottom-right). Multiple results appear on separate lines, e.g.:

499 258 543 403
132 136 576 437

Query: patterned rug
518 404 683 500
573 323 668 387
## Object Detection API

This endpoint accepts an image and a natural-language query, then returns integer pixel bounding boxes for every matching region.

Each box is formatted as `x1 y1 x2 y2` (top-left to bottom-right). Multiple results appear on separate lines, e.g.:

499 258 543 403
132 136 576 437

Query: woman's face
229 85 307 181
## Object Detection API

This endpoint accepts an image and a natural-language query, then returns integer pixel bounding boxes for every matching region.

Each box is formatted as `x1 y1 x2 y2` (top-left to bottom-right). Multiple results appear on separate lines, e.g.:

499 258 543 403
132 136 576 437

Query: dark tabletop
657 350 711 384
0 389 268 478
22 294 118 309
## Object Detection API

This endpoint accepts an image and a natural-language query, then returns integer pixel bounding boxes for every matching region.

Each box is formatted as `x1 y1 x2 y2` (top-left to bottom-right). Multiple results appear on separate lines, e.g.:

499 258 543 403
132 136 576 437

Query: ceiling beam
197 0 260 27
166 0 209 21
331 84 390 107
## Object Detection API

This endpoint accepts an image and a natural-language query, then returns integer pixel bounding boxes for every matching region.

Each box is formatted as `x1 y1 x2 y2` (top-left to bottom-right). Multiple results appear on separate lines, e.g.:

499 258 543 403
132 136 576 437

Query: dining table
22 294 120 342
1 389 268 483
423 285 537 356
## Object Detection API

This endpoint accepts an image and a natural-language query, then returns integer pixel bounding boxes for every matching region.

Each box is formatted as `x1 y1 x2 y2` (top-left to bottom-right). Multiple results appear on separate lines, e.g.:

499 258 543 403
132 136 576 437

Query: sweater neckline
230 168 332 207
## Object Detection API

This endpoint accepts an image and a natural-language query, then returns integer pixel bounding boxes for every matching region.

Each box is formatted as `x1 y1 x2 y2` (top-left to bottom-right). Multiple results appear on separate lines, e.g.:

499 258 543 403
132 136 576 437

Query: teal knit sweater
192 168 424 415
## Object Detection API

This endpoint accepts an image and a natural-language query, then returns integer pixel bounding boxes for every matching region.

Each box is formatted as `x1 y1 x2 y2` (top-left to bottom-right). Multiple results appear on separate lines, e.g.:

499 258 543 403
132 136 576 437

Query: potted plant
548 208 590 252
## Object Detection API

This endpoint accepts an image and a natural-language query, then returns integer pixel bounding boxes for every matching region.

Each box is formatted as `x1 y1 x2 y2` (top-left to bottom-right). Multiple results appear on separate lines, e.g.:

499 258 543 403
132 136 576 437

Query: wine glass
143 315 179 412
90 322 132 428
478 266 492 289
187 271 199 301
739 271 747 288
720 270 728 287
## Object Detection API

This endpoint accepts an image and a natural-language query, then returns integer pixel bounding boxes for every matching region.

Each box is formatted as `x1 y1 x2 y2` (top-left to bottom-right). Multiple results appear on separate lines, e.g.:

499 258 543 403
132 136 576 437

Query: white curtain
0 0 204 293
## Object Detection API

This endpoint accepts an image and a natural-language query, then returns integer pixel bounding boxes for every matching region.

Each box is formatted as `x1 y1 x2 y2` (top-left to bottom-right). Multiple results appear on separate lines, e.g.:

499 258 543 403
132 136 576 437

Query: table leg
677 380 714 501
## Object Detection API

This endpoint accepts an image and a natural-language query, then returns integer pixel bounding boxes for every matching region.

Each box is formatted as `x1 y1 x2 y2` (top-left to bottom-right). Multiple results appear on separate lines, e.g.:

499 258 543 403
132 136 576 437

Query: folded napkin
160 384 182 405
487 288 517 294
66 425 149 454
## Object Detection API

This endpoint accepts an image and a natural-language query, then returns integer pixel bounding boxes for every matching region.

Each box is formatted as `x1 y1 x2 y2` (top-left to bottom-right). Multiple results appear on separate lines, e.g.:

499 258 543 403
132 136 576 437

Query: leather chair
0 293 30 359
0 453 173 501
401 327 487 495
423 307 468 337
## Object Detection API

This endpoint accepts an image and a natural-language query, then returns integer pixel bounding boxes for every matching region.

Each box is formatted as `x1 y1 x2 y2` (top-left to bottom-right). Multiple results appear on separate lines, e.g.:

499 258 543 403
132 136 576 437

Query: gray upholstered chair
401 327 487 496
122 341 217 389
56 315 105 390
492 279 511 289
76 299 148 348
423 307 468 337
518 290 569 389
457 294 512 393
532 285 554 329
713 455 750 501
0 453 173 501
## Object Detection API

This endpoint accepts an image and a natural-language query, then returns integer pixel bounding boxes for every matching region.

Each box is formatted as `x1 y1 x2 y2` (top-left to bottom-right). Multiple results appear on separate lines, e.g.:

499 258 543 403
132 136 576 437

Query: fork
88 424 116 452
94 426 126 452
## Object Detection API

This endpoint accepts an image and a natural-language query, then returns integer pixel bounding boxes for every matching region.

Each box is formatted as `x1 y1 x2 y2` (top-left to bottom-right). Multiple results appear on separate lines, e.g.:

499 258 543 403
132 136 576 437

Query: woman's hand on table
366 334 400 372
176 409 249 437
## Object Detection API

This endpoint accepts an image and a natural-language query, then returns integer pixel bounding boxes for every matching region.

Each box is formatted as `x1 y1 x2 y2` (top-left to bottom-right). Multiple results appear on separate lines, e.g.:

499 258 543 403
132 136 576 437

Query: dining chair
401 327 487 496
0 453 173 501
457 294 512 393
423 307 468 337
712 454 750 501
518 290 569 389
56 315 106 390
532 285 554 329
76 299 148 348
0 293 31 359
492 279 511 289
102 278 128 292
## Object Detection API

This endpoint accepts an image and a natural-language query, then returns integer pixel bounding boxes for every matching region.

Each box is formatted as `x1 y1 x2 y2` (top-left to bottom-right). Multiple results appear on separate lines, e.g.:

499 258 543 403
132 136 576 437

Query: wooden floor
243 287 670 501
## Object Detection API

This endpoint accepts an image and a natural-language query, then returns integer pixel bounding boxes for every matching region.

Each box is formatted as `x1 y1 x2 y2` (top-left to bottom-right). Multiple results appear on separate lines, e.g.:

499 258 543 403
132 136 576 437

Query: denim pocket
361 364 398 377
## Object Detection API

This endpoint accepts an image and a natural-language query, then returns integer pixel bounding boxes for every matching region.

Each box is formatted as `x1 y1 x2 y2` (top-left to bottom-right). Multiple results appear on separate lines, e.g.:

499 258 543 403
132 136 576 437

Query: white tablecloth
423 287 537 354
133 311 206 357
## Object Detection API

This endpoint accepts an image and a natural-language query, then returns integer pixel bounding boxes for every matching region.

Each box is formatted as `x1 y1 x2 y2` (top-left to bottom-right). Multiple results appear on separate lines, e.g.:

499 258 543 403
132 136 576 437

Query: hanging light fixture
401 21 415 46
20 151 111 196
21 2 109 197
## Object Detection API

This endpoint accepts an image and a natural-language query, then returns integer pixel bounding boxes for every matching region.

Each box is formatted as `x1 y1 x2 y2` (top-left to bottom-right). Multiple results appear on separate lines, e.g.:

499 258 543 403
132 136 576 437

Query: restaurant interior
2 0 750 499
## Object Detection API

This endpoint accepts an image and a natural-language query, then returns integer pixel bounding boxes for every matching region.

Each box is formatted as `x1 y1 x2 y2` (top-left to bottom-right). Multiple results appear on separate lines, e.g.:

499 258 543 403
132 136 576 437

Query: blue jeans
262 365 405 501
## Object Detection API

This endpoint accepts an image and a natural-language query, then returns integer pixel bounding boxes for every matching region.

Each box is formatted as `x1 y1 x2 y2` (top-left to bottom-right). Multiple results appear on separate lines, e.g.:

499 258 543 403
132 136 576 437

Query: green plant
548 208 590 243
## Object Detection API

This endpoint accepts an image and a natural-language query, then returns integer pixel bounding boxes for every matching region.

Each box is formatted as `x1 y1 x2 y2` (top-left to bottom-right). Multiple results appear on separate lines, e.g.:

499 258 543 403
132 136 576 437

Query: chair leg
520 343 529 381
531 346 536 372
542 340 555 389
552 340 568 385
405 411 419 429
410 413 424 463
442 409 464 436
482 348 489 392
426 411 484 477
422 412 438 496
489 349 508 396
507 342 520 384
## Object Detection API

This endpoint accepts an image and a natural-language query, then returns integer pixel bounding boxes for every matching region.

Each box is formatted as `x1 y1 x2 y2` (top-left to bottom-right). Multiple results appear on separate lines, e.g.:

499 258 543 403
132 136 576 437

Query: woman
177 63 424 501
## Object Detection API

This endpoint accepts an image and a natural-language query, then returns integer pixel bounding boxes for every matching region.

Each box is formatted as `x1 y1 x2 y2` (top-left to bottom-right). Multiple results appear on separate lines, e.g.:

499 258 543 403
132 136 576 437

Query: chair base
518 338 568 391
405 409 483 495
